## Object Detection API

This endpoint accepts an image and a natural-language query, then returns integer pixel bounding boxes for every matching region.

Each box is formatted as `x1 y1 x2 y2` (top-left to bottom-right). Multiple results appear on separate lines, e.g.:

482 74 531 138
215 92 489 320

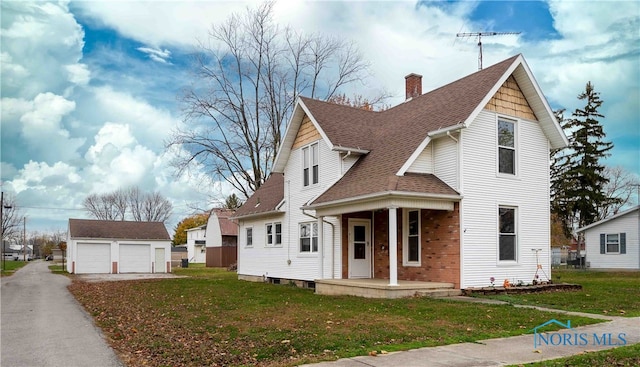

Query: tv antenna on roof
456 31 521 70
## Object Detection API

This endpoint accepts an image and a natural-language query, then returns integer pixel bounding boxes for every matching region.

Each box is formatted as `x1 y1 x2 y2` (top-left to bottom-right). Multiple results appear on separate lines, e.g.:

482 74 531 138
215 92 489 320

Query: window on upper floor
498 206 517 261
266 222 282 246
403 209 421 266
498 118 516 175
302 143 319 187
299 222 318 253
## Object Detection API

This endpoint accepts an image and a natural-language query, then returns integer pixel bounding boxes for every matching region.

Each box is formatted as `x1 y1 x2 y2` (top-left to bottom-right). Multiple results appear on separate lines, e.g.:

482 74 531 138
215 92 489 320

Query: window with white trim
302 143 319 187
498 207 517 261
266 222 282 246
600 233 626 254
245 227 253 247
498 118 516 175
403 209 421 265
299 222 318 253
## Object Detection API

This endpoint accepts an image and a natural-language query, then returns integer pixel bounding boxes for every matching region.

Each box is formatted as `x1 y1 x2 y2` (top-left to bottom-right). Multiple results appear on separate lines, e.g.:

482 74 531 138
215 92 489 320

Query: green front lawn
69 267 603 367
0 260 29 276
514 343 640 367
474 269 640 317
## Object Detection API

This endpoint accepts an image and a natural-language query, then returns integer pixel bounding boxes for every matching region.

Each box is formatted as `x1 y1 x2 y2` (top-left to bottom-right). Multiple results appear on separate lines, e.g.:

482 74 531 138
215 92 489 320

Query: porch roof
304 187 461 216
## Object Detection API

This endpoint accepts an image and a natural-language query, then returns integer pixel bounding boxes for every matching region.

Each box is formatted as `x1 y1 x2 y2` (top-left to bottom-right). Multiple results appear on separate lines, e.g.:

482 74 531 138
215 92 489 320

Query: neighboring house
577 206 640 270
233 54 568 291
186 225 207 263
205 209 238 267
67 219 172 274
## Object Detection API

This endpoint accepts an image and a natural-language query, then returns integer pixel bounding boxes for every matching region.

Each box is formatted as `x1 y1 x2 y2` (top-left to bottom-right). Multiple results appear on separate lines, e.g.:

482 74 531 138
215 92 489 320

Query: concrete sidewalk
301 312 639 367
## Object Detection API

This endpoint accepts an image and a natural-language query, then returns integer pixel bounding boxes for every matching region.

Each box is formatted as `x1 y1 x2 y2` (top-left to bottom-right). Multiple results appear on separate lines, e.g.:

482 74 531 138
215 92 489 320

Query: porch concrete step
417 289 463 298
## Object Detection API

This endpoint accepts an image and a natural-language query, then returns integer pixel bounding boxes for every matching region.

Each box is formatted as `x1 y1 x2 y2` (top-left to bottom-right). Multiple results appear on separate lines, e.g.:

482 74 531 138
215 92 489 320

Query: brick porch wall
366 204 461 288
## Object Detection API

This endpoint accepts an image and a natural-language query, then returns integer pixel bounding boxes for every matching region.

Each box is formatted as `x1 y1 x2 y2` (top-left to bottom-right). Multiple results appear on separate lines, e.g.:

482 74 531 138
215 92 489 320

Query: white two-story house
233 54 568 294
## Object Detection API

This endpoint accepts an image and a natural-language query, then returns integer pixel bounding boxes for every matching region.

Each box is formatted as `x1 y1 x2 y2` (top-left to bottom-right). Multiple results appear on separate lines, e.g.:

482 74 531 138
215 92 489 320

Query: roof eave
304 190 462 211
231 210 285 220
576 205 640 233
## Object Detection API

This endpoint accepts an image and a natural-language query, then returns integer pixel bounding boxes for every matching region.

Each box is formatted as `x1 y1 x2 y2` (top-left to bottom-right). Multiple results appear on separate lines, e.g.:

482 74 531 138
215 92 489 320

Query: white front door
348 219 371 278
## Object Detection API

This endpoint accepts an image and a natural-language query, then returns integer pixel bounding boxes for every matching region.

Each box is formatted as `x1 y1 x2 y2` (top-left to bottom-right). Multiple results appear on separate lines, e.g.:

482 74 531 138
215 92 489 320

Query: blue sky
1 0 639 234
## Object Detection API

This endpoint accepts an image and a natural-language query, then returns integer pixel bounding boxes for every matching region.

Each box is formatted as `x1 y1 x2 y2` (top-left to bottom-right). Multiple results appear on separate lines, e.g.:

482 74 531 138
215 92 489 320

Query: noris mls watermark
532 319 627 349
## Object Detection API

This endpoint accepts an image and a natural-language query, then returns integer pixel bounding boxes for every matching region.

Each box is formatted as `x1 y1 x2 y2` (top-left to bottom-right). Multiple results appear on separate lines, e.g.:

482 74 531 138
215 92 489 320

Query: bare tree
166 1 374 199
1 193 23 242
141 192 173 222
111 189 128 221
82 193 120 220
127 186 144 221
83 187 173 223
597 165 640 219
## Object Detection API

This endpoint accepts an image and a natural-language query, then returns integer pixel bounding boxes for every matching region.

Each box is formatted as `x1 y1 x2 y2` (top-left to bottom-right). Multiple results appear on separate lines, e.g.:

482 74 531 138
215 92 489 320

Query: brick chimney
405 73 422 100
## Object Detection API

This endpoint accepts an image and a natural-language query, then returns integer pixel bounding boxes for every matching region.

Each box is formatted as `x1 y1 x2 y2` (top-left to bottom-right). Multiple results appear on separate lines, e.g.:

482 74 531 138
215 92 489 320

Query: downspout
302 209 336 278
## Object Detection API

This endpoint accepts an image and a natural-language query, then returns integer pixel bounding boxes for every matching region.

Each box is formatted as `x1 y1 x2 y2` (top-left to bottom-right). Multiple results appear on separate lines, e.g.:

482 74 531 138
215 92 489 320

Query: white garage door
119 244 150 273
77 243 111 274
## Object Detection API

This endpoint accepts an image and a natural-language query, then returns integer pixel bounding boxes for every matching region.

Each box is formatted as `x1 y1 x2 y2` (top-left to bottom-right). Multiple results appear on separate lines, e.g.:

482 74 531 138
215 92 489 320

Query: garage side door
77 243 111 274
119 244 150 273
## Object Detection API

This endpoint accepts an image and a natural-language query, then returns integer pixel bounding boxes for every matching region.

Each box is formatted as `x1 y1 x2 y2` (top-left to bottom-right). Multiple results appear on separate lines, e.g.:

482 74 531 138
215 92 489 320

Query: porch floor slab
315 278 459 299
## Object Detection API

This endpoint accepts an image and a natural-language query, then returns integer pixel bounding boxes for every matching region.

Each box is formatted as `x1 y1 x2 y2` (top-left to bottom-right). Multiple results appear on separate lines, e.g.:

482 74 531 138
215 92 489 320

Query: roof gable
577 206 640 233
68 219 170 240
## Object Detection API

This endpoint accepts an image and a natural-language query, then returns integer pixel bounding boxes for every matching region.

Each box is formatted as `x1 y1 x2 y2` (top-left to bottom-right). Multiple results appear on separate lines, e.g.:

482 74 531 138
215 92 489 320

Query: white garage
76 243 111 274
119 244 151 273
67 219 172 274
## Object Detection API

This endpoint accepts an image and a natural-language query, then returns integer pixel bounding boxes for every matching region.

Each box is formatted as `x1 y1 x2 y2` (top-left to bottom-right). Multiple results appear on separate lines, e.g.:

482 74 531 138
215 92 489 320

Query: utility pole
456 31 521 70
23 216 26 261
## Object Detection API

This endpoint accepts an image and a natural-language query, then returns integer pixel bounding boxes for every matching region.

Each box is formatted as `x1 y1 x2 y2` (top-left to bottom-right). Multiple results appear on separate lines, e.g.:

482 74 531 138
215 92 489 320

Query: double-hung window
498 207 517 261
600 233 626 254
266 222 282 246
498 119 516 175
245 227 253 247
299 222 318 253
403 209 421 265
302 143 319 187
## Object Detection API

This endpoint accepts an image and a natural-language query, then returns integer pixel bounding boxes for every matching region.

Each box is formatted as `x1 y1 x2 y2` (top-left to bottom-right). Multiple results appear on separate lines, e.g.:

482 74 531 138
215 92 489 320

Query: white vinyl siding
407 145 434 174
582 209 639 269
433 135 459 190
461 109 551 288
237 136 342 281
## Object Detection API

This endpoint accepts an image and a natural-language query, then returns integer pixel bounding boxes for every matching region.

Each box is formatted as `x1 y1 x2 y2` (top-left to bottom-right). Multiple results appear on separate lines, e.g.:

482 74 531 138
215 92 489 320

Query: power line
456 31 521 70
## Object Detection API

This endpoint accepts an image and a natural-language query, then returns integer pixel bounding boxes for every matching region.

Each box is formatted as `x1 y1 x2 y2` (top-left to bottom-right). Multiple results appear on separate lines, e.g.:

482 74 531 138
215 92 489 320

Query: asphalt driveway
1 261 123 367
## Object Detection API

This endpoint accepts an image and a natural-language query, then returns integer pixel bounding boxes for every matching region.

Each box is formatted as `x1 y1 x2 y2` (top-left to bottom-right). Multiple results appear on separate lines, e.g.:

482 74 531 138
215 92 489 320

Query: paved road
1 261 123 367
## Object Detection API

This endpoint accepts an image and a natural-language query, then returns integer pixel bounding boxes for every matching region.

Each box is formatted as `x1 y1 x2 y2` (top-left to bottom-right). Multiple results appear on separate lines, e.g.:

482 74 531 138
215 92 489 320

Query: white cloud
1 1 85 98
18 92 85 163
72 0 252 47
137 46 172 64
65 63 91 85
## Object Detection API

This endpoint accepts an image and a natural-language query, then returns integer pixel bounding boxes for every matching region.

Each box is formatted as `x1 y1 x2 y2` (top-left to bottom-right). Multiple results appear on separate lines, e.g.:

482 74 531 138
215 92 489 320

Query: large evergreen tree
551 82 615 232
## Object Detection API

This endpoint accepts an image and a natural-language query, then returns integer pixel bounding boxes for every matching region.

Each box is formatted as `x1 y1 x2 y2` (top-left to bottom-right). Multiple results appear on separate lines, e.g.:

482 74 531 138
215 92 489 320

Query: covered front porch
310 192 462 297
315 278 460 299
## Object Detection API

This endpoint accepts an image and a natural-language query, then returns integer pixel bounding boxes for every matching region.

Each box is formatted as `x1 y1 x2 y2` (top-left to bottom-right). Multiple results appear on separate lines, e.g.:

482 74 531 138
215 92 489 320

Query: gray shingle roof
237 55 521 215
68 219 170 240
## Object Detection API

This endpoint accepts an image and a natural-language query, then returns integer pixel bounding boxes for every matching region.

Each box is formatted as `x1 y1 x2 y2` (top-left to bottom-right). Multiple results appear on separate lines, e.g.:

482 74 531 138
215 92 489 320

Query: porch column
318 216 324 279
388 206 398 286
